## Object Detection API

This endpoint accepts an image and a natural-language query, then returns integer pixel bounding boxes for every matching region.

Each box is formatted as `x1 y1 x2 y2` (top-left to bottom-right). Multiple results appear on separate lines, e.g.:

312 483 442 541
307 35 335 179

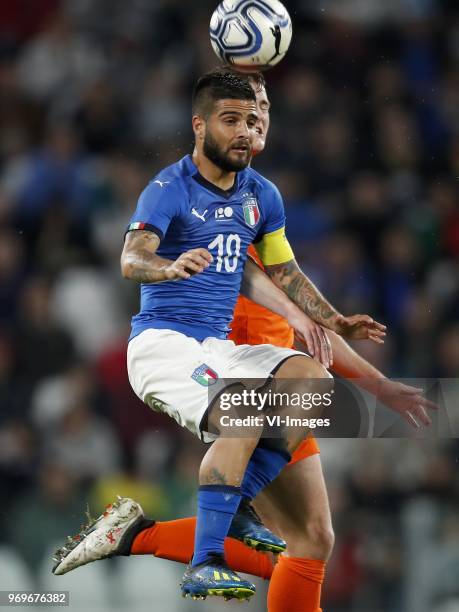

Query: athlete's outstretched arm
121 229 212 283
302 330 436 428
264 258 386 343
241 259 435 427
245 240 385 343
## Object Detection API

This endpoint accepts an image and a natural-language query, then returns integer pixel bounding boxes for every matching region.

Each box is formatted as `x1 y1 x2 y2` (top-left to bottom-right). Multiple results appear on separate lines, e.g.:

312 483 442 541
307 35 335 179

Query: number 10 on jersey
208 234 241 273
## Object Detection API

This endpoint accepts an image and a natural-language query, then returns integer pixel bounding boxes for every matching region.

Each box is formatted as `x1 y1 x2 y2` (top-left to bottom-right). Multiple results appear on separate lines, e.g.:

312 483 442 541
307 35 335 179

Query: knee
305 519 335 559
275 354 334 380
285 357 334 386
305 359 331 378
283 518 335 561
305 361 334 387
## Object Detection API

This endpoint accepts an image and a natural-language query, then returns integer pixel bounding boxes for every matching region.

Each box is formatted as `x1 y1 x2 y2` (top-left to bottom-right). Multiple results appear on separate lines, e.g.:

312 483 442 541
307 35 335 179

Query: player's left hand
378 380 438 428
331 314 387 344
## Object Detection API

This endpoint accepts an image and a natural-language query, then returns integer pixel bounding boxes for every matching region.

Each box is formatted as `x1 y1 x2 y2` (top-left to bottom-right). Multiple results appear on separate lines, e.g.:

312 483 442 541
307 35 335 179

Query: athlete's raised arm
121 229 212 283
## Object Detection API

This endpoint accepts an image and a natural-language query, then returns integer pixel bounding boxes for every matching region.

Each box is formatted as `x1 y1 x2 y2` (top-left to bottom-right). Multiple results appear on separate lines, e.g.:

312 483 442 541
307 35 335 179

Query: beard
203 130 251 172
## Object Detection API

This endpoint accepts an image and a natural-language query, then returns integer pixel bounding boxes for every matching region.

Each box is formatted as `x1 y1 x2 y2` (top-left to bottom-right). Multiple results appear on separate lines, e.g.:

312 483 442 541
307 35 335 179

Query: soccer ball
210 0 292 72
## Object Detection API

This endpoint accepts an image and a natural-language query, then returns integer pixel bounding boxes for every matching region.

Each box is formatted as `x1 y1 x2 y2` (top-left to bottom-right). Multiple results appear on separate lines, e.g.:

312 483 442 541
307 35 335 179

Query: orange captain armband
254 227 294 266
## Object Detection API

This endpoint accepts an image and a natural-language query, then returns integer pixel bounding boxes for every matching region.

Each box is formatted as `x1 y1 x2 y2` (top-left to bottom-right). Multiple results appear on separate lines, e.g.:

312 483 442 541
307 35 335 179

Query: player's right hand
378 380 438 428
164 248 213 281
287 308 333 368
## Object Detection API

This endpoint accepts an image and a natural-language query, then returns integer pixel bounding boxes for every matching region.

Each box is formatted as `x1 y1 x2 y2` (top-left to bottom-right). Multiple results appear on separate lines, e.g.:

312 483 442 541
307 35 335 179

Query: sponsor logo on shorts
191 364 219 386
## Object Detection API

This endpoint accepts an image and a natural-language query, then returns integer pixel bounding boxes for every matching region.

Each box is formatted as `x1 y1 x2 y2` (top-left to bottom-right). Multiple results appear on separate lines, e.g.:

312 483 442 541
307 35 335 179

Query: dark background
0 1 458 611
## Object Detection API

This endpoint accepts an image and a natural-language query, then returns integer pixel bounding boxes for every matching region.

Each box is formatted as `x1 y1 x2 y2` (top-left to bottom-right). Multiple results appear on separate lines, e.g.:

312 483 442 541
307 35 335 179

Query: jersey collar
185 154 240 200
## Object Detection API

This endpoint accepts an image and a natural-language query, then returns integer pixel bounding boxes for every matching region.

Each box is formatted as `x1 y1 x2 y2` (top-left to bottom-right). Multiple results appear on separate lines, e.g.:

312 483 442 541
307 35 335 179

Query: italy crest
191 364 219 386
242 198 260 227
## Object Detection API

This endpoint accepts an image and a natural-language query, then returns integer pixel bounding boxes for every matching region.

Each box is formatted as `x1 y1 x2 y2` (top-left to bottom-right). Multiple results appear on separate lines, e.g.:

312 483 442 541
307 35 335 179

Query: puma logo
191 208 208 222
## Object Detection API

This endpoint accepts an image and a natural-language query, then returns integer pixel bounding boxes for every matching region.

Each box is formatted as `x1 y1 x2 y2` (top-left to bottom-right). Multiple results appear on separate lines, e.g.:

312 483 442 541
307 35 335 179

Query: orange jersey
229 245 294 348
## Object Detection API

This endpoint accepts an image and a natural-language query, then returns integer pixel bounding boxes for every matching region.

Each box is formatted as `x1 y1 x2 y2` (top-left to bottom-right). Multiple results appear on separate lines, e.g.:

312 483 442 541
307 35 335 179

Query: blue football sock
192 484 242 567
241 446 290 501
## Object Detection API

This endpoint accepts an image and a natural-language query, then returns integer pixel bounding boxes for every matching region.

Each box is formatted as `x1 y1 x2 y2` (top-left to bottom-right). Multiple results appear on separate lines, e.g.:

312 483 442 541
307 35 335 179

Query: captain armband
254 227 294 266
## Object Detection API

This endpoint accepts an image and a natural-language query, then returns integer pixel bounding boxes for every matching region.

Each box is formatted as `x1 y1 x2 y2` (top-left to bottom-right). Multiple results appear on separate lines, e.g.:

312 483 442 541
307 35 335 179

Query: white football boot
52 496 149 575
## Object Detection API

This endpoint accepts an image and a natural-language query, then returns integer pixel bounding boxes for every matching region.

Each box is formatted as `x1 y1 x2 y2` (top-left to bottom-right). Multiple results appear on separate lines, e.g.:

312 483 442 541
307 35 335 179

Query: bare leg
199 436 260 485
267 355 334 455
254 453 334 560
192 353 332 591
201 355 332 486
254 454 333 611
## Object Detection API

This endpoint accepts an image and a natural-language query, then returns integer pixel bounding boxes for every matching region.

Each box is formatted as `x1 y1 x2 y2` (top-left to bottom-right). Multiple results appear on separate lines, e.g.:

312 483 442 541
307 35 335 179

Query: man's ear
192 115 206 142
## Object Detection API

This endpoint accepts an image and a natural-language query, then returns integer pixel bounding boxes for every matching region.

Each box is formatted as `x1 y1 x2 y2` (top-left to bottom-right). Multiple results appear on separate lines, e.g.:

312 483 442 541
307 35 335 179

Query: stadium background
0 1 458 611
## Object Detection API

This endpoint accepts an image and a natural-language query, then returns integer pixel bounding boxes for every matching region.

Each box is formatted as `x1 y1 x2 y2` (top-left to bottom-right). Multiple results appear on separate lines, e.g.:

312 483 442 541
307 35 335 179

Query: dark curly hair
192 69 257 117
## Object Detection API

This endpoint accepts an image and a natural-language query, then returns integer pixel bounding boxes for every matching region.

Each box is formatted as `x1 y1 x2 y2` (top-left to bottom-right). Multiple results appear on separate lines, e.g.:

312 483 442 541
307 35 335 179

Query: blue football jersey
127 154 286 342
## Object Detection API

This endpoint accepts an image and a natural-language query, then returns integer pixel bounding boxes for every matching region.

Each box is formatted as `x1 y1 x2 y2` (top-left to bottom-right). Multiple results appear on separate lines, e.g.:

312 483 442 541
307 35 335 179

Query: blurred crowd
0 1 458 611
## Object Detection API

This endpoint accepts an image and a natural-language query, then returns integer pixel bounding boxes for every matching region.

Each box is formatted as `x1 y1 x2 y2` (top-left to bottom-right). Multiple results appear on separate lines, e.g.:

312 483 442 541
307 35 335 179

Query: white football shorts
127 328 307 442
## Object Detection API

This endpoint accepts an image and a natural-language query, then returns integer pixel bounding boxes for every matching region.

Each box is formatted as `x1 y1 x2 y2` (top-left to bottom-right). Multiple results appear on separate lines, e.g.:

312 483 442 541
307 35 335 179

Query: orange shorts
288 436 320 465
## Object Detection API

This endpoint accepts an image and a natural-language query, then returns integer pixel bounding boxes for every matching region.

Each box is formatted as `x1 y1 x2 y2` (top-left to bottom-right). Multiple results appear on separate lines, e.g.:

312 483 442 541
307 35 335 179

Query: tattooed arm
120 230 212 283
242 258 434 425
264 258 386 341
241 257 332 365
265 259 336 325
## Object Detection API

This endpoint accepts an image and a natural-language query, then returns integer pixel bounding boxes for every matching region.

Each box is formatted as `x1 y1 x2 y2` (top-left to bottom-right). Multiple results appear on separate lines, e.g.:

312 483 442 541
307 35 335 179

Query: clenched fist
164 248 213 281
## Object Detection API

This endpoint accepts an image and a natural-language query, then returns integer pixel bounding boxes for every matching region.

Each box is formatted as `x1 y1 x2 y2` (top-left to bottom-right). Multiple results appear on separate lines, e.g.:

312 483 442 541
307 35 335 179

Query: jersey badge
191 364 219 386
242 197 260 227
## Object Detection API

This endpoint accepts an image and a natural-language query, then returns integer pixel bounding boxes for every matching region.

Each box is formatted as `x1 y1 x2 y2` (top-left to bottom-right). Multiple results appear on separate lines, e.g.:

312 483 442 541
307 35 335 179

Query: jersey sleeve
256 183 286 237
126 179 183 240
254 183 294 265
